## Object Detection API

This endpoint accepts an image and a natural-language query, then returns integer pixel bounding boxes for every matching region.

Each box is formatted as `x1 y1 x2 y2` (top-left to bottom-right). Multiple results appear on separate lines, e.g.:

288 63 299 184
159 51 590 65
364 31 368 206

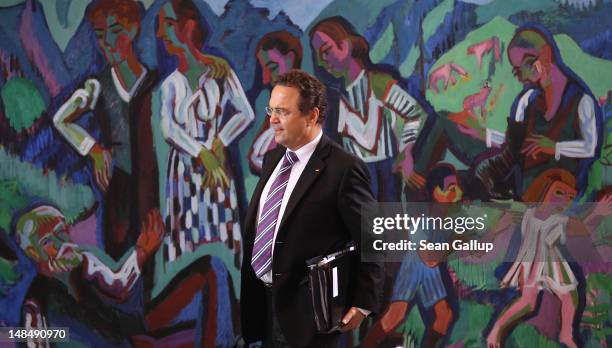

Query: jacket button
274 273 282 277
275 240 284 244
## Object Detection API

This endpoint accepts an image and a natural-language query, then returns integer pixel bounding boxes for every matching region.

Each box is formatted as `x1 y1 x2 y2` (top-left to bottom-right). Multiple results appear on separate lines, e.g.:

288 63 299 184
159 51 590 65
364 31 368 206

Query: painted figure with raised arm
486 169 612 348
53 0 159 259
310 17 427 200
157 0 254 262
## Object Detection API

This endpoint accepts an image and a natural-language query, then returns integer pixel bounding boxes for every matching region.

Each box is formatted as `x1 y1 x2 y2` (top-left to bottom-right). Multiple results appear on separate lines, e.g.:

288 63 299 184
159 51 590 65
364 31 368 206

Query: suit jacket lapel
277 135 331 234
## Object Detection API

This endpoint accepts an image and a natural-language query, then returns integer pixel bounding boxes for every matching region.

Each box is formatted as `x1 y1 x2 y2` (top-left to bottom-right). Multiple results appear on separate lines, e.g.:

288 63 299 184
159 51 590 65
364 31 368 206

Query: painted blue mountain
0 0 71 100
63 0 301 90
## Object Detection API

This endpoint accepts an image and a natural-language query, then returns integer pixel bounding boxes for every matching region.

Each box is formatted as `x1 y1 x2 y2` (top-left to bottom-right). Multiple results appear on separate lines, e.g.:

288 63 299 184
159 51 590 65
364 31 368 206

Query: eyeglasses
265 106 291 118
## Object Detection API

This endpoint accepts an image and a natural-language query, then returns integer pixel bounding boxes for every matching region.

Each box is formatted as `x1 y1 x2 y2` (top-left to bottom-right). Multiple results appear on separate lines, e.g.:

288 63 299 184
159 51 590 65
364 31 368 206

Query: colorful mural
0 0 610 347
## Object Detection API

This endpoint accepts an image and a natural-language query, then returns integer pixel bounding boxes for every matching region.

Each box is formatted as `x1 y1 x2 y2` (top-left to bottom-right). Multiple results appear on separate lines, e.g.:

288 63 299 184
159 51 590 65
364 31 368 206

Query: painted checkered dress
159 69 254 264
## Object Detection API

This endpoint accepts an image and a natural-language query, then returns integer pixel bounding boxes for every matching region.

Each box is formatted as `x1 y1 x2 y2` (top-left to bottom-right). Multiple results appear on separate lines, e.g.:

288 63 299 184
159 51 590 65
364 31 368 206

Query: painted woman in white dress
157 0 254 265
486 168 612 348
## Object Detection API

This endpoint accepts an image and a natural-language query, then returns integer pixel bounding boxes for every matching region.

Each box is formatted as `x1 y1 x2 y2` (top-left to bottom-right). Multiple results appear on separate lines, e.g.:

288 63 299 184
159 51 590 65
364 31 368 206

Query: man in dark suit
241 70 383 347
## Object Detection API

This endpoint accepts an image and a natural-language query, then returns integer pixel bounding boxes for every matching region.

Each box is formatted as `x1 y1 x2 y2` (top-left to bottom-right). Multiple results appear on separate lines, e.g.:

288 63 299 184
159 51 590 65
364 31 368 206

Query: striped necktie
251 151 299 279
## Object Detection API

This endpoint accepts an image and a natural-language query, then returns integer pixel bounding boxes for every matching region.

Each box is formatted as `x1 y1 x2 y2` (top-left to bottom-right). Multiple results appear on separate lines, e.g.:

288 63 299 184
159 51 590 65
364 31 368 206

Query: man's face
19 210 82 275
311 31 350 78
257 48 295 86
268 85 316 150
433 175 463 203
92 14 137 65
542 180 576 212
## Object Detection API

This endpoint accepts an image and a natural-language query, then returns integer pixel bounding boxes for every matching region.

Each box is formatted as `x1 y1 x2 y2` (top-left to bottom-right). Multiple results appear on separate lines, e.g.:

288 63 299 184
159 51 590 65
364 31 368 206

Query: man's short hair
274 69 327 124
256 31 303 68
87 0 142 31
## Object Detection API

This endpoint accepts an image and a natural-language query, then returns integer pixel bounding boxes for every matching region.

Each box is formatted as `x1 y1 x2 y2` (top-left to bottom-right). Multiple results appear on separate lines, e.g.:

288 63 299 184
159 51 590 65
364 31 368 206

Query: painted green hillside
0 149 95 233
426 16 612 133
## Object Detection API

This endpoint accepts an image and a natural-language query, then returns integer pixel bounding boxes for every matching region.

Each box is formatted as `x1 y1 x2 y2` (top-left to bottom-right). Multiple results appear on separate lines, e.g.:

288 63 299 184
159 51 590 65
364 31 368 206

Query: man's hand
521 134 555 159
339 307 366 332
136 209 164 268
89 143 112 192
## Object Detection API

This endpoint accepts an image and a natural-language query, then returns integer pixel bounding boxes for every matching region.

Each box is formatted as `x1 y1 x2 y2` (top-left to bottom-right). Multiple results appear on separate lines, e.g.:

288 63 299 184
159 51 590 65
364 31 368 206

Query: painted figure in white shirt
15 205 162 299
458 25 603 199
53 0 150 192
52 0 161 259
157 0 254 262
486 168 612 348
310 16 427 199
156 2 253 345
15 205 162 345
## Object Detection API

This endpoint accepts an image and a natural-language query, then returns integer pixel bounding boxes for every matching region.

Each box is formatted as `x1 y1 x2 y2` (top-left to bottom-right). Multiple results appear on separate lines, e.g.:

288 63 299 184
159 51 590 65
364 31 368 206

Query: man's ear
309 107 320 126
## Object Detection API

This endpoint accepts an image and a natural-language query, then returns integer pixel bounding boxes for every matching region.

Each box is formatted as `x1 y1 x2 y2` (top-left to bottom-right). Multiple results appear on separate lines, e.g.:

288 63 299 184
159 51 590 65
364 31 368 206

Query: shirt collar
288 130 323 162
111 65 147 103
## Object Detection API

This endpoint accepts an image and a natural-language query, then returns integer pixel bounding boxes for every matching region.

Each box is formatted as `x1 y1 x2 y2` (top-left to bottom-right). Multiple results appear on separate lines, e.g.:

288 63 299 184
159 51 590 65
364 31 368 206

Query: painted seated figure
14 205 162 346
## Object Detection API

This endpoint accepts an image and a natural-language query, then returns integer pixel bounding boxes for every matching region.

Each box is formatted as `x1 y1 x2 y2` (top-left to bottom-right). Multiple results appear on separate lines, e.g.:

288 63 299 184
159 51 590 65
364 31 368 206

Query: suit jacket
240 134 383 346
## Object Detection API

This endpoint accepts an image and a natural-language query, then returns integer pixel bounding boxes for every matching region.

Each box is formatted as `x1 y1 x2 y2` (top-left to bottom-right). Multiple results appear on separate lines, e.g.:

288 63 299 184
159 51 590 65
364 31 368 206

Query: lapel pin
315 168 321 173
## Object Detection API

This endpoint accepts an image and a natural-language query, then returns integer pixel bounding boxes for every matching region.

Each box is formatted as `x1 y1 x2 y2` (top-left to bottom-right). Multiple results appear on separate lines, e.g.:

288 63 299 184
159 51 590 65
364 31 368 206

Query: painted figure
248 31 302 174
463 25 603 199
15 205 162 346
52 0 159 259
157 0 254 262
310 16 426 200
363 163 461 348
486 168 612 348
154 1 253 345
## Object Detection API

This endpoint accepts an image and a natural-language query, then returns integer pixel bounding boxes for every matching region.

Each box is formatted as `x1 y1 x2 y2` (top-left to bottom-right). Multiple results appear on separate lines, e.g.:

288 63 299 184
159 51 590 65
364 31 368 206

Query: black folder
306 243 356 333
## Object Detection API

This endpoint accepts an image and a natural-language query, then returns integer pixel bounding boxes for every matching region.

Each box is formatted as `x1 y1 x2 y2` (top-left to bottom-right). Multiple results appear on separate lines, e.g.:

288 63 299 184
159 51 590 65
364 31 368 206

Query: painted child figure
487 168 612 348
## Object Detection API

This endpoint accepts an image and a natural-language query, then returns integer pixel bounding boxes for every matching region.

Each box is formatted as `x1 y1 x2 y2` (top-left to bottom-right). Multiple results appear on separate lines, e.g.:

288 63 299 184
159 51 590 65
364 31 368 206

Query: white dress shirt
255 130 371 317
257 130 323 283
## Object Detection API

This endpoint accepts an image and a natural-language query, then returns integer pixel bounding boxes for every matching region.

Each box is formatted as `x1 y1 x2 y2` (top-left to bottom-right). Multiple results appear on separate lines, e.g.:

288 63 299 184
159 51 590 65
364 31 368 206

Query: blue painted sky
249 0 334 29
